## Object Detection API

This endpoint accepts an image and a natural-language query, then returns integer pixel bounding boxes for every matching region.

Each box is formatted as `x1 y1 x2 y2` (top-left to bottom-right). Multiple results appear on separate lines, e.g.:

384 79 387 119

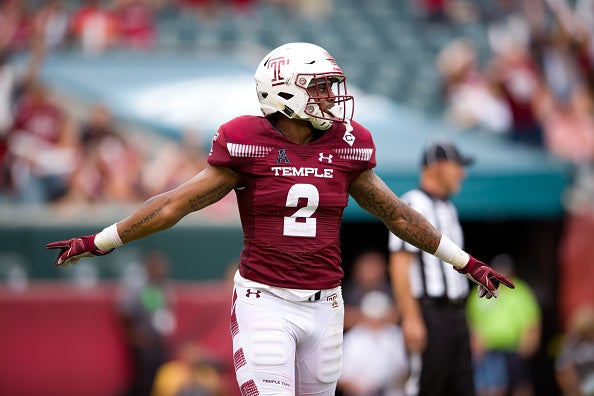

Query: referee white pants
231 284 344 396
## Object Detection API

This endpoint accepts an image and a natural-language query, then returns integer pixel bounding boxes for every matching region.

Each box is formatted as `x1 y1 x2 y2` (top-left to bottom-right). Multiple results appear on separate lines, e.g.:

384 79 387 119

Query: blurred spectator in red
69 0 120 54
574 0 594 100
59 103 145 204
436 38 512 134
415 0 449 22
0 0 34 54
114 0 157 51
4 81 79 203
487 32 546 147
414 0 478 24
58 103 118 203
536 87 594 165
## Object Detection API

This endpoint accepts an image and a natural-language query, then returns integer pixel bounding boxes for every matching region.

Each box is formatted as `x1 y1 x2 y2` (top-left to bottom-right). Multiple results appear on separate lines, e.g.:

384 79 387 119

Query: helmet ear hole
278 92 294 100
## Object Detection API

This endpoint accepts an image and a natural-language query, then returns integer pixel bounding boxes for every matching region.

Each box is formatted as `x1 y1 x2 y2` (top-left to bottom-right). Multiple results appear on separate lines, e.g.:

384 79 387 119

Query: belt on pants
308 290 322 302
307 286 341 302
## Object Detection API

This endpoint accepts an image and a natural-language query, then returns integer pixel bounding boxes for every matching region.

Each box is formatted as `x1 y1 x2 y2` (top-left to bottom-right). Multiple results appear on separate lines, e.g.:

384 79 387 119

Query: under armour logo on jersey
343 130 355 146
318 153 333 163
246 289 261 298
277 149 290 164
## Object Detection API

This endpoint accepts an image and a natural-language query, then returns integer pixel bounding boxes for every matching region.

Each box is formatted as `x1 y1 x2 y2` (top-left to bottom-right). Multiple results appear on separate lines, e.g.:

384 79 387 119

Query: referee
388 139 475 396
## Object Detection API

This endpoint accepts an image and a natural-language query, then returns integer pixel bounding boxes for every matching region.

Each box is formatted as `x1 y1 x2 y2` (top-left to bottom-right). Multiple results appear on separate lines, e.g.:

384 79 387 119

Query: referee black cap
422 140 474 167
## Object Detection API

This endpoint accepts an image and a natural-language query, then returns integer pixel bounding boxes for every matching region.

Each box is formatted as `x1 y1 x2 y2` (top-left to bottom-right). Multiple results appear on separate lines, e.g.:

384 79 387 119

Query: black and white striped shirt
389 189 469 300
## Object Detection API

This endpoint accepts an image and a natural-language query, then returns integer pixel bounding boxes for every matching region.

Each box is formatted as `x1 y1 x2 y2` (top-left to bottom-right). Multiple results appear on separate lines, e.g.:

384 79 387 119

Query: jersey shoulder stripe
334 147 374 161
341 120 376 168
227 142 274 158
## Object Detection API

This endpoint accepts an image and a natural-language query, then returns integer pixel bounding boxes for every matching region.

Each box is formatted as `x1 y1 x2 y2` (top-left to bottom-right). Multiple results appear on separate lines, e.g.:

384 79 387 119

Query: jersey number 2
284 184 319 237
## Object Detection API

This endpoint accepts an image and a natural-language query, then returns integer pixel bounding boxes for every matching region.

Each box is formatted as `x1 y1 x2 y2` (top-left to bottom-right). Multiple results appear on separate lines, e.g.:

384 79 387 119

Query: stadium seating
147 0 493 116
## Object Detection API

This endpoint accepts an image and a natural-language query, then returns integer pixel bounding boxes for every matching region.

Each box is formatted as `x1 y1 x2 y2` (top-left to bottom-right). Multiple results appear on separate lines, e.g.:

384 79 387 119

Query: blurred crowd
411 0 594 218
0 0 220 207
0 0 333 209
2 2 593 396
0 0 266 55
434 0 594 168
0 77 209 207
1 0 593 210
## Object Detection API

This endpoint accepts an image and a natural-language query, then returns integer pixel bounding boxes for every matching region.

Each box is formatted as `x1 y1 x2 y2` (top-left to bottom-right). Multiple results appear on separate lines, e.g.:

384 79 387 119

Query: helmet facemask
296 74 353 130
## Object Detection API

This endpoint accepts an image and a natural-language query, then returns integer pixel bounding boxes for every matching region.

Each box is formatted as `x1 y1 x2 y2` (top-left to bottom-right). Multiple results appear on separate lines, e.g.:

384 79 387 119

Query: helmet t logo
268 57 290 86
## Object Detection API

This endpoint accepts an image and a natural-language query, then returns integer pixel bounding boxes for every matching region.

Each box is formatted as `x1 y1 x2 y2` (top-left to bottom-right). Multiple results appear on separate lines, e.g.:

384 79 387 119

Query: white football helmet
254 42 354 130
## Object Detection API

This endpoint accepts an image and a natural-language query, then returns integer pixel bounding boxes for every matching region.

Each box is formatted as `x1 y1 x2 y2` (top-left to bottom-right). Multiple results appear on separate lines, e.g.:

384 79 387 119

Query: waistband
307 286 342 302
235 270 341 302
308 290 322 301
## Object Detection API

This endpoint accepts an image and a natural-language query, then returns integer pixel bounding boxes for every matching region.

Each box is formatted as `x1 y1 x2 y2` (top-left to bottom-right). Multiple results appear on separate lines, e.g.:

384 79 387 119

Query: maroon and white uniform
44 42 505 396
208 115 376 290
208 115 375 396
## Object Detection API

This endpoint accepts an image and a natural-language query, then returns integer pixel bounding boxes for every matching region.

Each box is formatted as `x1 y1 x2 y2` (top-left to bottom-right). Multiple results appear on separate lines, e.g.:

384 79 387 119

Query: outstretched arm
46 165 241 266
349 169 441 253
349 169 514 298
116 165 240 243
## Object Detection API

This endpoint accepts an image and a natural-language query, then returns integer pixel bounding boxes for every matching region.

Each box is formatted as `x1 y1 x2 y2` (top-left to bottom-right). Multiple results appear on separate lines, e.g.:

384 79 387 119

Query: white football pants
231 283 344 396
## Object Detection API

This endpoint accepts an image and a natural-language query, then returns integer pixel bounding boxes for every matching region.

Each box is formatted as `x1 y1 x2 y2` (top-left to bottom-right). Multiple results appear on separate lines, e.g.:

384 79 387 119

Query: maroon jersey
11 96 64 143
208 116 376 289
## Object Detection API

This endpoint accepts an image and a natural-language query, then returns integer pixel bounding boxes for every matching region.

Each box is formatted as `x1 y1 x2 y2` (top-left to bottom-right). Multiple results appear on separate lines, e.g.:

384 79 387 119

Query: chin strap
267 94 334 131
310 116 332 130
308 103 337 130
343 118 353 133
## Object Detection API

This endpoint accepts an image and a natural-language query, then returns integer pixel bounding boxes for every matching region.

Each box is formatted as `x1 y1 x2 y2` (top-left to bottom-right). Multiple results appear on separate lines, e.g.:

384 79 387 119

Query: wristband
434 234 469 268
94 223 123 251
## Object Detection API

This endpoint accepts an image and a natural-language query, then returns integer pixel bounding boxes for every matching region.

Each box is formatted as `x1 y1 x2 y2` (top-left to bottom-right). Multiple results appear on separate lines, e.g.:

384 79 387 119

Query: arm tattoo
117 168 238 243
188 182 232 211
350 170 440 253
120 207 164 240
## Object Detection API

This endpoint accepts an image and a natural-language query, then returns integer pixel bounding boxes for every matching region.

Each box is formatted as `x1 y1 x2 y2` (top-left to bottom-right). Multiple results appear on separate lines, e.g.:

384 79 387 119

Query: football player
46 42 514 396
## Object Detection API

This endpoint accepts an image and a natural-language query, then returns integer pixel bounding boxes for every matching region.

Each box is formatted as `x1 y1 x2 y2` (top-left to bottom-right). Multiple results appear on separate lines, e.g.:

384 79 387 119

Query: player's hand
456 256 515 299
45 234 113 267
